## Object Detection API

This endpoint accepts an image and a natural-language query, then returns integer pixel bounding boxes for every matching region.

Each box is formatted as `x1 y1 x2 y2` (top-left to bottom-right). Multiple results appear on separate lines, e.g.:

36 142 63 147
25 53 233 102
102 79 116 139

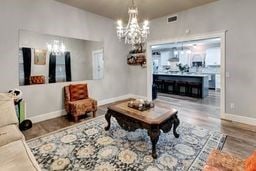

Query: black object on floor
19 120 33 131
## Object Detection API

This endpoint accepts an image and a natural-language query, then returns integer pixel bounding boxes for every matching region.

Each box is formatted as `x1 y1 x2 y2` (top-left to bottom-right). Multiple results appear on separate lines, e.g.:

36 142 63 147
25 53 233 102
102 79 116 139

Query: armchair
30 75 45 85
204 149 256 171
64 84 97 122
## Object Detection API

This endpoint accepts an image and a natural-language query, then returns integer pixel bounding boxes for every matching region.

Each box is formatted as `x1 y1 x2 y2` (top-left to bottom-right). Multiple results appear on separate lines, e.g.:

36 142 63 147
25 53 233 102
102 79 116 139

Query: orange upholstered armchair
204 149 256 171
64 84 97 122
30 75 45 84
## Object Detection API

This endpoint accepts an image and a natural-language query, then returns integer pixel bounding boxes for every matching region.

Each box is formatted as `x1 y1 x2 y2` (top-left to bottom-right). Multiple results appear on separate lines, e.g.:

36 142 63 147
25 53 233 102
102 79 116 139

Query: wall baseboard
129 94 148 100
28 94 148 123
28 110 66 123
97 94 131 106
98 94 147 106
222 113 256 126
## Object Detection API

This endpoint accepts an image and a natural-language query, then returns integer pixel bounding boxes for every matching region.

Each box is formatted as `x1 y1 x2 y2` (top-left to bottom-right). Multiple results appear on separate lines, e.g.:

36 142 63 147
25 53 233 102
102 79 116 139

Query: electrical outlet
185 29 190 34
230 103 235 109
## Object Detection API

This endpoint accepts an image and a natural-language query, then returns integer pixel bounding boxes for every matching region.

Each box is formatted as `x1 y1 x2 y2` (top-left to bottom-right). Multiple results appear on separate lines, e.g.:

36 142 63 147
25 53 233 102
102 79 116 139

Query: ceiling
55 0 217 21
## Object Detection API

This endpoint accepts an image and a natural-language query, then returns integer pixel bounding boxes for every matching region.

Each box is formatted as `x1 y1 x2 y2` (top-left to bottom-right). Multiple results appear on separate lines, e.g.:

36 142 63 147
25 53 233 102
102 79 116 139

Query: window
18 49 25 85
55 54 66 82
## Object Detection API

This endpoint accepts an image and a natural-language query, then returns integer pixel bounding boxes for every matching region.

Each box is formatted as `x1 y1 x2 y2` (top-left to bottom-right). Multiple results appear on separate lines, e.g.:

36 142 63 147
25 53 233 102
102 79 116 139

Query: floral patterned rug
27 116 226 171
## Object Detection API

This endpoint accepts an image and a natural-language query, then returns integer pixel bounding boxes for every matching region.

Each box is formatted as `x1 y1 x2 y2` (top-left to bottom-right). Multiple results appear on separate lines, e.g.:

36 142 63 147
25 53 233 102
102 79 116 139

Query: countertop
153 72 209 78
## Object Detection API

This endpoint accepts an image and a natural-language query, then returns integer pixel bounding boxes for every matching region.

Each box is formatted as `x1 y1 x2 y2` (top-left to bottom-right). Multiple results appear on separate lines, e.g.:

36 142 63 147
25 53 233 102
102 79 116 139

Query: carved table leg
173 114 180 138
104 110 112 131
148 128 160 159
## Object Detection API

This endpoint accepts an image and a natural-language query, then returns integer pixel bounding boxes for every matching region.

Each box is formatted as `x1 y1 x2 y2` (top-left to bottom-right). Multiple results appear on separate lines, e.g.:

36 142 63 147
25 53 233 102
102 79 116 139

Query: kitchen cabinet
160 51 171 65
215 74 221 90
205 47 220 66
179 54 190 66
208 74 216 89
153 73 209 98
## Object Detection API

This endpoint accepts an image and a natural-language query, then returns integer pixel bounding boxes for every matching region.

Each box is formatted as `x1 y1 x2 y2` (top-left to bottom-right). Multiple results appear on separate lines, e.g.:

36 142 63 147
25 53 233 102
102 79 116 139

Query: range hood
168 47 179 62
168 57 179 62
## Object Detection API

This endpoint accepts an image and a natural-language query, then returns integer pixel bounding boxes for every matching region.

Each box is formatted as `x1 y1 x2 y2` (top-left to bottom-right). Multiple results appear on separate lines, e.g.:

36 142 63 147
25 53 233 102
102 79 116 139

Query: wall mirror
18 30 104 86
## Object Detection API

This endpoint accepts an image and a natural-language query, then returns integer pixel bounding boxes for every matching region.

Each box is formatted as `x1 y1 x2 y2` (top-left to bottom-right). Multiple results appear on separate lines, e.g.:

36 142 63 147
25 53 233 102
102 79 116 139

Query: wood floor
23 91 256 159
157 91 256 158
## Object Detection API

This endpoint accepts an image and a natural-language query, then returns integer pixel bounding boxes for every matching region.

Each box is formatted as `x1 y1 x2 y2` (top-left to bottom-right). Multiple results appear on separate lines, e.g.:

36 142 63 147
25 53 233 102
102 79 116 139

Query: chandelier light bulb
144 20 149 26
53 44 58 52
60 43 66 53
117 20 122 26
47 43 52 51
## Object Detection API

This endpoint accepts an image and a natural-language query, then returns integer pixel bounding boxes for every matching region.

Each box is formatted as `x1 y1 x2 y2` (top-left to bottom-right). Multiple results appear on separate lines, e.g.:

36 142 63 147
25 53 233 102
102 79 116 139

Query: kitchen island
153 73 209 98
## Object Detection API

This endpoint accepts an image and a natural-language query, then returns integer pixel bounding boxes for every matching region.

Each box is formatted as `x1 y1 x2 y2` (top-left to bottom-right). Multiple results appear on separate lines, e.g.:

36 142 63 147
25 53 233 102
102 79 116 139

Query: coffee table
104 101 180 158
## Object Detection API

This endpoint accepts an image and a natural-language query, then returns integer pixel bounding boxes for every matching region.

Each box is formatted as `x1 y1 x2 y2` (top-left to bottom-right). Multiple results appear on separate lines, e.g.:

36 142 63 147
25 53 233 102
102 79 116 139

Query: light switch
226 72 230 78
230 103 235 109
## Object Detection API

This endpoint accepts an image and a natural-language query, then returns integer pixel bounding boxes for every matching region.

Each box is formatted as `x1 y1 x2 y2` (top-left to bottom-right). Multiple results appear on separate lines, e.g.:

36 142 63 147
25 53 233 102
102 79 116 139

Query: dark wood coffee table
104 101 180 158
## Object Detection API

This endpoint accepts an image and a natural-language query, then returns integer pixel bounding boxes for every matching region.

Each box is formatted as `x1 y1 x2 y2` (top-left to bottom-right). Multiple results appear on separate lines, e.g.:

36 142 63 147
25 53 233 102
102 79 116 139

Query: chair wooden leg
93 111 96 118
74 116 79 122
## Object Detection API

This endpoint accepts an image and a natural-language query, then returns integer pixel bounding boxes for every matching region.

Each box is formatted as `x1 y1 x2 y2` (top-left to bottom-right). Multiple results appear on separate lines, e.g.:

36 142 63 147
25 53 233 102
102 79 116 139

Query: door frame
146 30 227 118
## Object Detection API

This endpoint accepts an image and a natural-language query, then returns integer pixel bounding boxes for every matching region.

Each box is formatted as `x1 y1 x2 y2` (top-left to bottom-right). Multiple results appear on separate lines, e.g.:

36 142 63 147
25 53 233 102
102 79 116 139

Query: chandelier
116 0 150 45
47 40 66 55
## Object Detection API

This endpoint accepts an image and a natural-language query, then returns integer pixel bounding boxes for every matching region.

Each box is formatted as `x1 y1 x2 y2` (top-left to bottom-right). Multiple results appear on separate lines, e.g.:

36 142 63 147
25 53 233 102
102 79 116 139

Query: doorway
92 49 104 80
146 31 226 118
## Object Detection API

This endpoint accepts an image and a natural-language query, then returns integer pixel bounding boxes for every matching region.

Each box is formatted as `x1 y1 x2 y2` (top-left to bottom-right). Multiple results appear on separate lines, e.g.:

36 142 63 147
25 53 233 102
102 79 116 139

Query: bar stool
188 82 202 98
152 84 158 100
154 79 165 93
164 80 176 94
176 81 188 96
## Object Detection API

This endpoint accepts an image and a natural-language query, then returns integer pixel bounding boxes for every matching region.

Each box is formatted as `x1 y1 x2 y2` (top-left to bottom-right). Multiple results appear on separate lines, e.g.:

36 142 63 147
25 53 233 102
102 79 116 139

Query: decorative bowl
128 99 154 111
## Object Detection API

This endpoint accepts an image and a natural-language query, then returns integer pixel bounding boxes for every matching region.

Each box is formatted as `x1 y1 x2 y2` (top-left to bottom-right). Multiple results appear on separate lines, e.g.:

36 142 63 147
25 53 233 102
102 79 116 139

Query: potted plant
176 63 189 74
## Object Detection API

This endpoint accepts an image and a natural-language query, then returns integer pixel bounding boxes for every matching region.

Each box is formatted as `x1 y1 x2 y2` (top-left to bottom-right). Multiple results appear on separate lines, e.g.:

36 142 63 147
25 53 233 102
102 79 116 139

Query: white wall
129 0 256 119
128 66 147 96
0 0 129 117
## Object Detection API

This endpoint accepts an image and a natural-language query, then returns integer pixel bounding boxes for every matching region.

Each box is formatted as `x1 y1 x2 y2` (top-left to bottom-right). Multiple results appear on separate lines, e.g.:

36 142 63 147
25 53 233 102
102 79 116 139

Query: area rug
27 116 226 171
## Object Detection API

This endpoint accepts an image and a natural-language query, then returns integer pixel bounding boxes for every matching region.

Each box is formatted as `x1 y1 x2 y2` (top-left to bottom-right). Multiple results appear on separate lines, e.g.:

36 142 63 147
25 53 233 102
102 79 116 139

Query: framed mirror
18 30 104 86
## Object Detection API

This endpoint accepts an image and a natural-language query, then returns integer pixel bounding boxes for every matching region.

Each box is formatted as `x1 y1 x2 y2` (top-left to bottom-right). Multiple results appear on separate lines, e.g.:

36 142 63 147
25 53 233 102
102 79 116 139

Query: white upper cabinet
160 51 171 65
205 47 221 66
179 53 190 66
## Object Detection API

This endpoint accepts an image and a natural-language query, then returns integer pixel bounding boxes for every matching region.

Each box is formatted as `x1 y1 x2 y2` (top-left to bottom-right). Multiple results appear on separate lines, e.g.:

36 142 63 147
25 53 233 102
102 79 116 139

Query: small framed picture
34 49 47 65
